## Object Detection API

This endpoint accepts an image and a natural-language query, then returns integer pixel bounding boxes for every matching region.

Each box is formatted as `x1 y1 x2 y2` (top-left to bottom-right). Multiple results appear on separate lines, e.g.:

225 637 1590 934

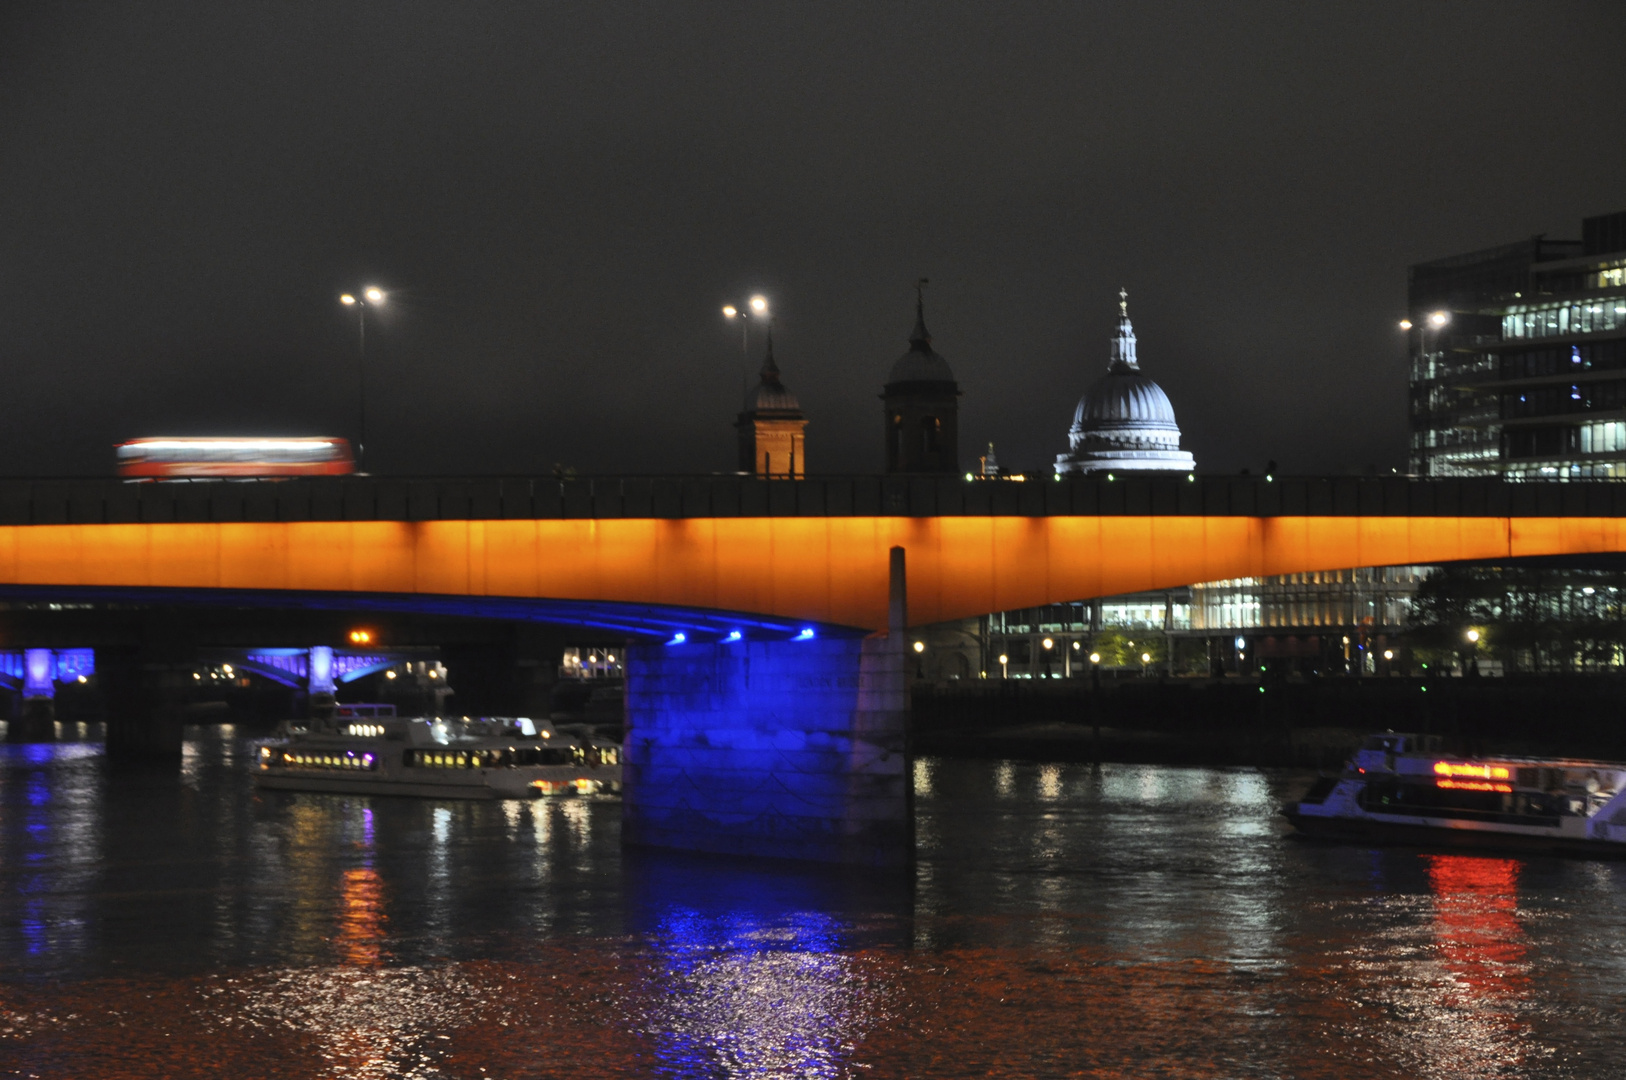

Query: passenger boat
1284 732 1626 857
254 715 622 799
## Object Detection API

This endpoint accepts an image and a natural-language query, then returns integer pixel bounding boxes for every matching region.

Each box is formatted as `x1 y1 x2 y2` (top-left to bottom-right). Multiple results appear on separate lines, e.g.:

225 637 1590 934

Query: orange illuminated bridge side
0 514 1623 631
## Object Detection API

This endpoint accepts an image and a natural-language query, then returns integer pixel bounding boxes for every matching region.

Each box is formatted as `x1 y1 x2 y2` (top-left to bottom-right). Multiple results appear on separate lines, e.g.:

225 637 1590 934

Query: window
921 416 941 454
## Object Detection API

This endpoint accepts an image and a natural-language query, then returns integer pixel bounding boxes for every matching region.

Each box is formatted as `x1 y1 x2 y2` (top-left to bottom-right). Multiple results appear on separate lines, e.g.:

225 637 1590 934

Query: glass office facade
1408 211 1626 480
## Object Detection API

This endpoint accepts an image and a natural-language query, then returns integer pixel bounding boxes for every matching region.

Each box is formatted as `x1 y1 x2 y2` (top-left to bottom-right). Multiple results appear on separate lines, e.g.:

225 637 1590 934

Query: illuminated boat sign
1436 778 1513 793
1433 761 1511 780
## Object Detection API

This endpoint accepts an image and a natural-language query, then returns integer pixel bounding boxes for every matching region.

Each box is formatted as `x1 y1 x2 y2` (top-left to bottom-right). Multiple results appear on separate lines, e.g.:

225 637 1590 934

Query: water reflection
336 867 386 967
3 739 1626 1076
624 850 910 1078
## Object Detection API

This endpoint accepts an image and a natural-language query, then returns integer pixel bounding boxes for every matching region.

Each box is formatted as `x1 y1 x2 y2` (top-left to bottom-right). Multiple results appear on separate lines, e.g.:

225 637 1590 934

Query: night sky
4 2 1624 478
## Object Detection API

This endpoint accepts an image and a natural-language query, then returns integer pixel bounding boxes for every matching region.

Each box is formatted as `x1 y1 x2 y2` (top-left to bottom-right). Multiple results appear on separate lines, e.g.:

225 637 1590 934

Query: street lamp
722 294 770 403
998 653 1008 679
1401 310 1451 381
339 286 386 471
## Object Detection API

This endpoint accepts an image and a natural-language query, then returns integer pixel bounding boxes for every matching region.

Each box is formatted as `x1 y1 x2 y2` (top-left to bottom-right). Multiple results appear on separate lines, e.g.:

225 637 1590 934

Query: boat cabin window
266 749 379 772
1358 779 1572 823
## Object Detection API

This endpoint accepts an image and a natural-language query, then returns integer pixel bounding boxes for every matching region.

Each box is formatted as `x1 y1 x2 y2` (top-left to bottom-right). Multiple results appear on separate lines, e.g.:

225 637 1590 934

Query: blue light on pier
667 632 687 645
724 630 742 642
795 627 816 640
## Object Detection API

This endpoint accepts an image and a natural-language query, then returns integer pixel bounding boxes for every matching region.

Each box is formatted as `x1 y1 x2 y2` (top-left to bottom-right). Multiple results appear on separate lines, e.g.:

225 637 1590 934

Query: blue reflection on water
624 850 909 1078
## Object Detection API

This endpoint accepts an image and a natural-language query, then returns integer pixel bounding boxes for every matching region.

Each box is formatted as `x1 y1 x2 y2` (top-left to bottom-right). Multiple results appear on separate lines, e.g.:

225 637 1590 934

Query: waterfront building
883 287 960 474
736 329 807 478
916 566 1428 680
1409 209 1626 478
1055 290 1195 476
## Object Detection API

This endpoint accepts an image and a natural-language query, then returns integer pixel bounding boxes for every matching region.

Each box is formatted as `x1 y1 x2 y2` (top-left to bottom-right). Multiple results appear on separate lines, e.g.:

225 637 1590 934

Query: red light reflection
1425 854 1526 999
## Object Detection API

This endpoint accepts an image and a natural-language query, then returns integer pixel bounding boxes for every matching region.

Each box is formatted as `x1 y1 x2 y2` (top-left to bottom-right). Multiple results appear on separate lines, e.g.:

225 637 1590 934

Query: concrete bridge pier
6 699 55 743
622 548 912 866
100 649 188 762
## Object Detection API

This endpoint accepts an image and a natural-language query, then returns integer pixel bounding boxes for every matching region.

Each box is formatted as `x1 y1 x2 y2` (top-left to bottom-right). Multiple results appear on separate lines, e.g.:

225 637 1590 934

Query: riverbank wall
912 676 1626 768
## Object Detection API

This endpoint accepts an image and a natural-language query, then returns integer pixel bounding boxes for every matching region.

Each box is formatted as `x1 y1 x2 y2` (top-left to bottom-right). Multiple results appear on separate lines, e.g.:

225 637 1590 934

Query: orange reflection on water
335 867 386 968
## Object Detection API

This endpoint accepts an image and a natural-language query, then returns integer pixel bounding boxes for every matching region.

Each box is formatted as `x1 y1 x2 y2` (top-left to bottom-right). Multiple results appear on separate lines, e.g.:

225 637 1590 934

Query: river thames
3 728 1625 1078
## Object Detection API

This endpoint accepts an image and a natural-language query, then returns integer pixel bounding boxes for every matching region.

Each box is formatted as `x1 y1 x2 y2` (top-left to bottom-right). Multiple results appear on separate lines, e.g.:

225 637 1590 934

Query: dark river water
3 727 1626 1078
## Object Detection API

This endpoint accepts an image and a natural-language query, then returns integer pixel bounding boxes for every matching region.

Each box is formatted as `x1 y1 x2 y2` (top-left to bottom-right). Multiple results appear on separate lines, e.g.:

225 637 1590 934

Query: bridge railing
2 474 1626 525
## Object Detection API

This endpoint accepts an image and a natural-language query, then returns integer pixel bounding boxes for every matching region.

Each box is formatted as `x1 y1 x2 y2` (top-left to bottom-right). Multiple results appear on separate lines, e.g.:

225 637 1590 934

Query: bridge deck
3 474 1626 525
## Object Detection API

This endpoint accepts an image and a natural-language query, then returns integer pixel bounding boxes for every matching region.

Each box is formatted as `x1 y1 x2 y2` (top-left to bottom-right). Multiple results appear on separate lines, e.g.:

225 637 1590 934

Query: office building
1409 210 1626 478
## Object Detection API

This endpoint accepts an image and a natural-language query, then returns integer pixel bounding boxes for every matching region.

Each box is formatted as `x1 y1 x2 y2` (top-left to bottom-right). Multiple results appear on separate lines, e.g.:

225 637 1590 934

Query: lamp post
722 294 769 403
1400 310 1451 378
339 286 386 472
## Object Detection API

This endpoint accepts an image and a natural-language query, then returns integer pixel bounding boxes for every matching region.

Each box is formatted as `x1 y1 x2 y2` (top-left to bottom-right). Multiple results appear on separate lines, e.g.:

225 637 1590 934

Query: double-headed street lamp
339 286 385 471
1399 310 1451 380
722 294 769 401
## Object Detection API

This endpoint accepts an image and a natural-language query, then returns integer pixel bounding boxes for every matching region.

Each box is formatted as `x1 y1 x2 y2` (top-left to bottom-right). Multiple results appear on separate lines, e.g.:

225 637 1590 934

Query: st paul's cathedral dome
1054 290 1196 476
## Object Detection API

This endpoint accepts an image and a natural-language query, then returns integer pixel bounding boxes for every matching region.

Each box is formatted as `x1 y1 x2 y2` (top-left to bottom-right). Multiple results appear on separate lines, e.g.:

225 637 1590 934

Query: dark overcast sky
3 2 1624 478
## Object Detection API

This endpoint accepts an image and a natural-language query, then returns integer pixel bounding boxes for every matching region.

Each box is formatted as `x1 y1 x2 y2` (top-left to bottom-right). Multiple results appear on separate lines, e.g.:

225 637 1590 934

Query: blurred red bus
115 437 356 479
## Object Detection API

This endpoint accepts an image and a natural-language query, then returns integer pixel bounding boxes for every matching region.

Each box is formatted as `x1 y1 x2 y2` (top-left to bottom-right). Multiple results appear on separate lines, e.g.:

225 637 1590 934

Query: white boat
1285 732 1626 857
253 715 622 800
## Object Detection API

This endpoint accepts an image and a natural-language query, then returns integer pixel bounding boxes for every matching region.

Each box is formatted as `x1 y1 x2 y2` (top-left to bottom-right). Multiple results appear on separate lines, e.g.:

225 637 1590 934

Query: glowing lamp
348 629 374 645
1140 652 1151 664
724 630 742 642
1089 653 1100 664
795 627 816 640
1466 629 1480 643
1428 310 1450 328
913 641 925 653
749 295 768 314
722 305 738 318
1042 638 1054 650
668 632 687 645
998 654 1008 665
1398 319 1413 330
364 287 385 303
1383 649 1394 661
340 294 357 306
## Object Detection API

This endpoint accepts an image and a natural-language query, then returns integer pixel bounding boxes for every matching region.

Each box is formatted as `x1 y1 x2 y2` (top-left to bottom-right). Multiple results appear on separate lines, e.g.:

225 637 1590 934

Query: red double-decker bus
115 437 356 479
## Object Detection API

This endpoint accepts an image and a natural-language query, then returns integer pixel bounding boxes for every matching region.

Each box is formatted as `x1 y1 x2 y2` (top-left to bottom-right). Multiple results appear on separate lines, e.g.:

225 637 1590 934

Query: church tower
736 327 807 477
882 282 960 473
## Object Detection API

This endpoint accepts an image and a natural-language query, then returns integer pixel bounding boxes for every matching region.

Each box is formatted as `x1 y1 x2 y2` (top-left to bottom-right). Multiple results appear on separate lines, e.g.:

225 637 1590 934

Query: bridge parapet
6 475 1626 525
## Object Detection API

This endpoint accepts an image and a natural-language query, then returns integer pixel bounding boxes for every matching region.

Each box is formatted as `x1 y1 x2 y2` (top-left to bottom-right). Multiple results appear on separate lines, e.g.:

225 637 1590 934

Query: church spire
759 321 782 386
1110 286 1139 371
910 277 931 352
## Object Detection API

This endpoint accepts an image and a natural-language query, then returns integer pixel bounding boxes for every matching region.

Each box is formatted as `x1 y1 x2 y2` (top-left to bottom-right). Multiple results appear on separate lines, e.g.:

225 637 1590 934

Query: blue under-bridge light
794 627 816 640
724 630 742 642
667 632 687 645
